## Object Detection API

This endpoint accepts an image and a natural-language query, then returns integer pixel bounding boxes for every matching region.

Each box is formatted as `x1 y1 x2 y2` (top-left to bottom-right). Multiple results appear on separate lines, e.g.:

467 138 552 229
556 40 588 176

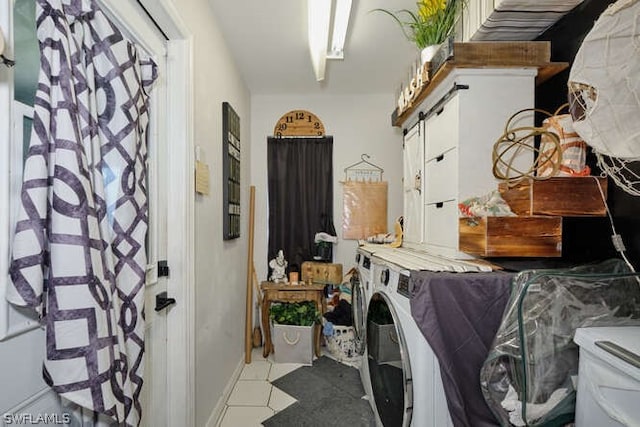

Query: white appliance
355 243 489 426
354 245 379 424
574 326 640 427
355 245 376 302
366 255 453 427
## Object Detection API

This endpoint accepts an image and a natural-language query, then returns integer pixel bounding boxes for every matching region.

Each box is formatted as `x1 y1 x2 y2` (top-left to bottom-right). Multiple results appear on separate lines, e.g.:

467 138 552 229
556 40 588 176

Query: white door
402 122 425 244
100 2 172 425
1 1 174 425
140 36 170 427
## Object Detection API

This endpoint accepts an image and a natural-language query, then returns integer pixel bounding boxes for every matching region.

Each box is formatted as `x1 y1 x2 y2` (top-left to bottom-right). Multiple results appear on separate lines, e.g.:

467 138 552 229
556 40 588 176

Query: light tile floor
216 348 303 427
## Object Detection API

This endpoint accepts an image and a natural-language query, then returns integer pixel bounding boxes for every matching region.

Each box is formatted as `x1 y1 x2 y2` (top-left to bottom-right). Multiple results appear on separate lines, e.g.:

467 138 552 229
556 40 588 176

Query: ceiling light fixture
307 0 353 81
328 0 352 59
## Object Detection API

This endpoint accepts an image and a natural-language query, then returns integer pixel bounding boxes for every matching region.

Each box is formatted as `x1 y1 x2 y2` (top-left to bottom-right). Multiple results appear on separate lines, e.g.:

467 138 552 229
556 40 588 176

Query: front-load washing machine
366 255 453 427
354 246 380 423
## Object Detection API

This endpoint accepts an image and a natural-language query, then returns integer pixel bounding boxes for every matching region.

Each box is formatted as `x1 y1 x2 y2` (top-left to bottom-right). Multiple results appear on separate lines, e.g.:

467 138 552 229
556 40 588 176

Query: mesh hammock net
568 0 640 196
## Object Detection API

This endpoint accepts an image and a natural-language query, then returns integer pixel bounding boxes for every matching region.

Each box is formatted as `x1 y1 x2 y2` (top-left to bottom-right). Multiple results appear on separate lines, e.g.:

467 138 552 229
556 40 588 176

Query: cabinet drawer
425 200 458 249
426 94 459 161
425 148 457 204
272 291 317 302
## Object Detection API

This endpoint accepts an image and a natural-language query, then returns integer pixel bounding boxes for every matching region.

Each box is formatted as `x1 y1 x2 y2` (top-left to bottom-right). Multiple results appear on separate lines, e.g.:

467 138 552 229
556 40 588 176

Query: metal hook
1 55 15 67
361 153 370 161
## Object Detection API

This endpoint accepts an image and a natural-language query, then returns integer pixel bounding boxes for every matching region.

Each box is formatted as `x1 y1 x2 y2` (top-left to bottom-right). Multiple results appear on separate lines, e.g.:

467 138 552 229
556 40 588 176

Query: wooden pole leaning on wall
245 186 256 363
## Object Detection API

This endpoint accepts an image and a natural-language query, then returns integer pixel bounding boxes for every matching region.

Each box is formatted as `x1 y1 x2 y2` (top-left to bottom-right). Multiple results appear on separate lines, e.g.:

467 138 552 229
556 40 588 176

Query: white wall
173 1 251 425
251 94 404 281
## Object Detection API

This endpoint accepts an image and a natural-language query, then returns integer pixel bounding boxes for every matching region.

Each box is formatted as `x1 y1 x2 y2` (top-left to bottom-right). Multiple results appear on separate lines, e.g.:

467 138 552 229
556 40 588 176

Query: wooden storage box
459 216 562 257
301 261 343 285
499 177 607 217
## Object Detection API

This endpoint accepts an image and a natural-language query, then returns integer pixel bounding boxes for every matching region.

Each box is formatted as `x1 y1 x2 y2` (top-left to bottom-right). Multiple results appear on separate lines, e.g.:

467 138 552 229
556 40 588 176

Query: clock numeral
279 123 288 131
296 112 305 120
314 122 320 129
308 115 312 123
285 116 293 123
317 131 322 136
276 131 282 138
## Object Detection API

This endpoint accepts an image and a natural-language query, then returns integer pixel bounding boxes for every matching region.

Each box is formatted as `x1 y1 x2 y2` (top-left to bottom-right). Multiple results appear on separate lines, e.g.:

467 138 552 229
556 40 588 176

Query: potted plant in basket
373 0 467 64
269 301 320 365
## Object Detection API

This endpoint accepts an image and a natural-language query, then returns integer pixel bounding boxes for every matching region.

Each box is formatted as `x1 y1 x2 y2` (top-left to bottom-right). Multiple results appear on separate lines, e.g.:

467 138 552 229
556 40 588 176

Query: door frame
96 1 196 426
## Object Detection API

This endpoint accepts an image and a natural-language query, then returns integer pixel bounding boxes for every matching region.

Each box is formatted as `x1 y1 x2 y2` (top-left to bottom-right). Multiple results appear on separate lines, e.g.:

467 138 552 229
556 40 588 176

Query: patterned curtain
7 0 157 425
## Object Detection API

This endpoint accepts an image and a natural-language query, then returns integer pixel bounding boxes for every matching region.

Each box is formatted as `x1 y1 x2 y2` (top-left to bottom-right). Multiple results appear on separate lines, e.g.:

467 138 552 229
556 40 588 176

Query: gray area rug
262 356 376 427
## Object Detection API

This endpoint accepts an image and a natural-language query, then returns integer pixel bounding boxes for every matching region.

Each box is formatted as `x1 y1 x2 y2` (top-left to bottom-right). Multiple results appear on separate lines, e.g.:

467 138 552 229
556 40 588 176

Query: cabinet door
403 122 424 244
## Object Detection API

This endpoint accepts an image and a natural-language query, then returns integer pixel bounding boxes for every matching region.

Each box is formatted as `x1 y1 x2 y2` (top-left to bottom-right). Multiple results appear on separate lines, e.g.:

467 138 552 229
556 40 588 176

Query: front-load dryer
366 256 453 427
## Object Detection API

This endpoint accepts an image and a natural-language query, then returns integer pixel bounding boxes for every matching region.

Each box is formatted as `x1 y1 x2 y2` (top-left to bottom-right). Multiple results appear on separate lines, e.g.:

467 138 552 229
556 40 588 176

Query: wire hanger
344 154 384 182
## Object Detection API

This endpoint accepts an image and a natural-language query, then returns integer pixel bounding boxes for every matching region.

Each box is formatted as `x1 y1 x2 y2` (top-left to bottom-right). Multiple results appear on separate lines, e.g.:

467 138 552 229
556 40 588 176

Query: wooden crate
459 216 562 258
301 261 343 285
452 41 551 65
499 177 607 217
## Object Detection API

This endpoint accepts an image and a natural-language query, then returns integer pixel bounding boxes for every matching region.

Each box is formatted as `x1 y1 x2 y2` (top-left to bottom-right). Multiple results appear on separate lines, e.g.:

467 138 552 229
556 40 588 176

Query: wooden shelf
391 42 569 128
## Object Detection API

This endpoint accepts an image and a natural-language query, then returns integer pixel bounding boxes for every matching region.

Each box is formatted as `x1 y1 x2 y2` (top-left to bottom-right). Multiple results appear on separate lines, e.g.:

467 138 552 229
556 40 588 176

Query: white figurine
269 250 288 283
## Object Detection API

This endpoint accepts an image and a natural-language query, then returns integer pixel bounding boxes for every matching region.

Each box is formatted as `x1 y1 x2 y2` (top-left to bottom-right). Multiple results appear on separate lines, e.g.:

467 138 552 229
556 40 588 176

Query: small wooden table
260 282 326 359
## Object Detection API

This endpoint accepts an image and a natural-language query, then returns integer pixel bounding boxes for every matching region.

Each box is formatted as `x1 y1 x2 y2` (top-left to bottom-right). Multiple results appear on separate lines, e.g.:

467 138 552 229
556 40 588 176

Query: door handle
155 291 176 312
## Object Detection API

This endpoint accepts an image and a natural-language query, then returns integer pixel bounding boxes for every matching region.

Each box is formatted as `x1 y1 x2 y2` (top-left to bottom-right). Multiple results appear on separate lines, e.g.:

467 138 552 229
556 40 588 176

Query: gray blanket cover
410 271 515 427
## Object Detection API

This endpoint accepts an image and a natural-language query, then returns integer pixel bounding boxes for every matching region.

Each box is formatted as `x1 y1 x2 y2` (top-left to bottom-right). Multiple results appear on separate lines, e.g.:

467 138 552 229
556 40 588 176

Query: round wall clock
273 109 325 137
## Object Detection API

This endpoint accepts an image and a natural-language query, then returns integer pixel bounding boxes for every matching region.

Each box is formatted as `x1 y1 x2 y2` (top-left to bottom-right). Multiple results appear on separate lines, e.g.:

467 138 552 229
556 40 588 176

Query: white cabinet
402 67 537 257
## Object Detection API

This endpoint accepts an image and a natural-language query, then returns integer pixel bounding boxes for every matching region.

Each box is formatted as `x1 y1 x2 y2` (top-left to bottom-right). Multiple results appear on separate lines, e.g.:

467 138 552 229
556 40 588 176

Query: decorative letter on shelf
223 102 241 239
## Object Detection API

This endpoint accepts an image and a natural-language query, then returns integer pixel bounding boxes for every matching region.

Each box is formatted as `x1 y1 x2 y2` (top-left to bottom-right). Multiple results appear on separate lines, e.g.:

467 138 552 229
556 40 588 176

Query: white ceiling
207 1 585 95
208 0 421 95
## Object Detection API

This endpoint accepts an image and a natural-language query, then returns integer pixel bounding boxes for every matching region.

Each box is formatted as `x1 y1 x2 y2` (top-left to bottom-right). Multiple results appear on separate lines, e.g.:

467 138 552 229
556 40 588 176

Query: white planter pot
420 44 441 64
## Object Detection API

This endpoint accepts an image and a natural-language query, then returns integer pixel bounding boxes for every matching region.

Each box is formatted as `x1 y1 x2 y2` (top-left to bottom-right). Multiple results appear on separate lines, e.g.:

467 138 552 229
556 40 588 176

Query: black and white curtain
7 0 156 425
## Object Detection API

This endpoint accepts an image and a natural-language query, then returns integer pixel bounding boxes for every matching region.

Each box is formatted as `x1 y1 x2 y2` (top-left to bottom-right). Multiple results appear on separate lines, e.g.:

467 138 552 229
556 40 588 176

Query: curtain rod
136 0 169 41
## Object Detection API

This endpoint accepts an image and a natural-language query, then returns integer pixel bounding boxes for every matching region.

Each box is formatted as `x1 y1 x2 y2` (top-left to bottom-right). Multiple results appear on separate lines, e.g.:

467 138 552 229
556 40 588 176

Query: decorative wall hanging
223 102 241 239
342 181 388 240
273 109 325 137
341 154 387 240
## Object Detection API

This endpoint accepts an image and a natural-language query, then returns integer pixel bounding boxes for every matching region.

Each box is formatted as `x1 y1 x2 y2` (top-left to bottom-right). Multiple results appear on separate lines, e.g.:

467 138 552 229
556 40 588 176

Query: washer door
367 292 413 427
351 273 366 356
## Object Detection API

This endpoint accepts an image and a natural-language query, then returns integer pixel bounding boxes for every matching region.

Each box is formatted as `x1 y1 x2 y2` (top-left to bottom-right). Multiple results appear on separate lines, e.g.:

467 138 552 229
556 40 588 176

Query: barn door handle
155 291 176 312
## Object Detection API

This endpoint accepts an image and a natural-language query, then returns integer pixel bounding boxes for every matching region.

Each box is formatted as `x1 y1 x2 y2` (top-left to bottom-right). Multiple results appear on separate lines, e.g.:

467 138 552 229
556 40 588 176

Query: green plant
373 0 466 49
269 301 320 326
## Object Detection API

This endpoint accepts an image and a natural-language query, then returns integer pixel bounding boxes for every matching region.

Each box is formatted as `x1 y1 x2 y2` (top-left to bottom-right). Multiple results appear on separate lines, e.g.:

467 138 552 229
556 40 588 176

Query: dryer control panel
398 274 411 298
363 256 371 270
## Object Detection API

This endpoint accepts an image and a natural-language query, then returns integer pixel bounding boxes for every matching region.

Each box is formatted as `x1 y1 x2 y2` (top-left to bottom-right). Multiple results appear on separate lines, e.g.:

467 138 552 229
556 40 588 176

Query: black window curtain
267 137 333 276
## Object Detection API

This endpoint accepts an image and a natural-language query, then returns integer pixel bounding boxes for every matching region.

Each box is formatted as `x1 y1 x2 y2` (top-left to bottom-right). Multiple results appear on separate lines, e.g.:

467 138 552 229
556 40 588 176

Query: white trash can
574 326 640 427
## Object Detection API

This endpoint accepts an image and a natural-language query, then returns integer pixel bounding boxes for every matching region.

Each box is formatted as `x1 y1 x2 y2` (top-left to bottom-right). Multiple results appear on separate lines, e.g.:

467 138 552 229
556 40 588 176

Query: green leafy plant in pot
269 301 320 326
373 0 466 63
